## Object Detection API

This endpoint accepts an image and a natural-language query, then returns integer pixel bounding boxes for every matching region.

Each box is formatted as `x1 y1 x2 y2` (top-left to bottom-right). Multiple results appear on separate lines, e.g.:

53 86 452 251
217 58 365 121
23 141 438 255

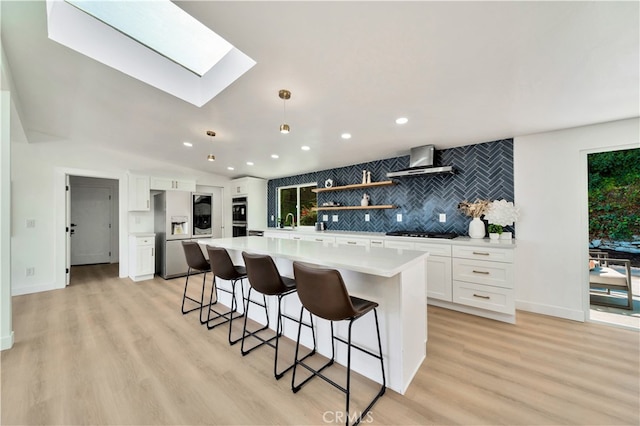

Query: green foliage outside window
588 148 640 241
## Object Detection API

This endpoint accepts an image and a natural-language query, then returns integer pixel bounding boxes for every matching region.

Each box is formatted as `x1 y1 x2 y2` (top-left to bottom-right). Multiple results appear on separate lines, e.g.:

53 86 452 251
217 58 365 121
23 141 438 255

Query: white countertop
196 236 429 278
260 228 517 248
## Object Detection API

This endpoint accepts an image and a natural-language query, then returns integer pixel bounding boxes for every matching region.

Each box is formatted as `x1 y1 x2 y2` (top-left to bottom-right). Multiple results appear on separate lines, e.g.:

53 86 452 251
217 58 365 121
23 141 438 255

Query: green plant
488 224 503 234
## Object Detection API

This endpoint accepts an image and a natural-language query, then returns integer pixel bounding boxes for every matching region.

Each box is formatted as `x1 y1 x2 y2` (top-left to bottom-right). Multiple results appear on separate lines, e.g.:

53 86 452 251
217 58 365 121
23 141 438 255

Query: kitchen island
196 236 428 394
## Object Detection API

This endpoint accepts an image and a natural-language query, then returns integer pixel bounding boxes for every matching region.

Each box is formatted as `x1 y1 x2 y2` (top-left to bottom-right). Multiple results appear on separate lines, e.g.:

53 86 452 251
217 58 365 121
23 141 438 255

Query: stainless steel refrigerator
154 191 193 279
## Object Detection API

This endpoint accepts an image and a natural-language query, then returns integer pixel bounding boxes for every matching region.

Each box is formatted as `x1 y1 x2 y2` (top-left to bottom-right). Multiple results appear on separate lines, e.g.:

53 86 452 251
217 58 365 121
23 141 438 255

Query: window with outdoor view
278 183 317 227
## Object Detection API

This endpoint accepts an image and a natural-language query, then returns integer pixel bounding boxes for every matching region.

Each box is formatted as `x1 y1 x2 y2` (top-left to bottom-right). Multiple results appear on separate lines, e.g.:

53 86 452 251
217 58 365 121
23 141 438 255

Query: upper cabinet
231 177 265 196
150 177 196 192
128 174 150 211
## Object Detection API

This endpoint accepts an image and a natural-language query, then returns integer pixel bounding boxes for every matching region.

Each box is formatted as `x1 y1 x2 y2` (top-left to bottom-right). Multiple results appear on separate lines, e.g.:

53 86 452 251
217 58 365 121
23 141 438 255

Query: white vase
468 217 485 239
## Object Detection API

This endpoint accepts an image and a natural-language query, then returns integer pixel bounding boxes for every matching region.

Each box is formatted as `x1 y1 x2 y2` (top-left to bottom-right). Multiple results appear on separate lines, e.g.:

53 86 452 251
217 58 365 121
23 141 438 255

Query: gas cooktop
385 231 458 239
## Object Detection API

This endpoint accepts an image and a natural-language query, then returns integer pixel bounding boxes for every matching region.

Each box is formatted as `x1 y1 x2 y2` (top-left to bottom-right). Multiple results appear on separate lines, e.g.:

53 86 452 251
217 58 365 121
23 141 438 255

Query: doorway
68 176 119 282
587 148 639 329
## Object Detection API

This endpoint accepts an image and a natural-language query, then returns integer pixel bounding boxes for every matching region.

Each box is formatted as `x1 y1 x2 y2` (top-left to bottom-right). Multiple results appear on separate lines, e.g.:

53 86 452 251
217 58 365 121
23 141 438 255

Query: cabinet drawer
453 246 514 263
369 239 384 247
335 237 370 247
413 242 451 256
384 240 414 250
453 281 514 314
303 235 336 244
453 258 514 289
135 237 154 246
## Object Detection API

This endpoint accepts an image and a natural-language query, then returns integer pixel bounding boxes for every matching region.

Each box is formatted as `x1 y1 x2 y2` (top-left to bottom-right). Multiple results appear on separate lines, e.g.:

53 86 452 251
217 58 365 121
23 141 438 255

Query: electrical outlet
322 214 329 221
396 213 402 222
332 215 339 222
26 267 35 277
270 215 275 221
364 213 370 222
439 213 446 223
26 219 36 228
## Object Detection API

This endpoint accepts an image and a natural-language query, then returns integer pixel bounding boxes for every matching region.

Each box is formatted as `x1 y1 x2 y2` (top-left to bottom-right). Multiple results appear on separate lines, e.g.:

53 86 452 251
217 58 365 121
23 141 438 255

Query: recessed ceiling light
227 166 234 171
183 141 192 147
395 117 409 125
271 154 279 159
246 161 254 166
341 133 351 140
301 146 310 151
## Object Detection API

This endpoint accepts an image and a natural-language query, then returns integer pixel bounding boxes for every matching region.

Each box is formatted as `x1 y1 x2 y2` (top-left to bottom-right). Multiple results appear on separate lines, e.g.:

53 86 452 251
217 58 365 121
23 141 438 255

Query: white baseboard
1 331 14 351
12 281 59 296
515 300 585 322
428 299 516 324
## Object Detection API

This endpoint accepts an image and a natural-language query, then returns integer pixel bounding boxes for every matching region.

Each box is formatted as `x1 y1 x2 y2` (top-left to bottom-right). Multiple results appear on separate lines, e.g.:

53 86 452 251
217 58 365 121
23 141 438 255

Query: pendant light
279 89 291 134
206 130 216 161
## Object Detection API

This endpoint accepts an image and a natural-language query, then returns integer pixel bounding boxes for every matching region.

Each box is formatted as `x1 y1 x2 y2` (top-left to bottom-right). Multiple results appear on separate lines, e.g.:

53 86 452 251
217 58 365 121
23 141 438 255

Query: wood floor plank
2 263 639 425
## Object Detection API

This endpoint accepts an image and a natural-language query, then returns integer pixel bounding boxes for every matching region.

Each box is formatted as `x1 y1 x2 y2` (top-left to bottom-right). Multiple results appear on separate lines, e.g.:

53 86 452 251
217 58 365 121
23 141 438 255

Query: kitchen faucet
285 212 296 228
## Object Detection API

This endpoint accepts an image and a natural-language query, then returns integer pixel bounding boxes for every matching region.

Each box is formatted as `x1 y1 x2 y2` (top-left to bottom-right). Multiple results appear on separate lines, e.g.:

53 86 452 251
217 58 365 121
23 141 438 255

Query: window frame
276 182 317 229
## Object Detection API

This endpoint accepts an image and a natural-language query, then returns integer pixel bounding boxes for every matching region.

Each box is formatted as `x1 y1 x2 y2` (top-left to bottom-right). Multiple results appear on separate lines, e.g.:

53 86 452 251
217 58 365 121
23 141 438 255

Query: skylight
46 0 255 106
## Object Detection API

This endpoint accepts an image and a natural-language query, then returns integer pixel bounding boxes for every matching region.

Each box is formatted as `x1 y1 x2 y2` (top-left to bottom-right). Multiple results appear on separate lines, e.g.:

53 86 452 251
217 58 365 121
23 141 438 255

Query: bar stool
206 245 247 345
180 241 212 323
291 261 386 426
241 252 316 379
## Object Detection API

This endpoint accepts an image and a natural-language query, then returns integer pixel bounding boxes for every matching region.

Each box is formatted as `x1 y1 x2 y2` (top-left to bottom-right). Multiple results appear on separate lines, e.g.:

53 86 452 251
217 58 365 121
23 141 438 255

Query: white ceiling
2 1 638 180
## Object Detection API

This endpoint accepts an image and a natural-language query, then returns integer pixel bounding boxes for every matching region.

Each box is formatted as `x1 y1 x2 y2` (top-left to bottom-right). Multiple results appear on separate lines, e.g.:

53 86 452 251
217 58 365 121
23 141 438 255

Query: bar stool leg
240 287 271 356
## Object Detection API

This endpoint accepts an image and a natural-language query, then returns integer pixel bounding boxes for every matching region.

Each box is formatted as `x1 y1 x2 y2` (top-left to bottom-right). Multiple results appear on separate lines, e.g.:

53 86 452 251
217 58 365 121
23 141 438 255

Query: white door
70 186 112 265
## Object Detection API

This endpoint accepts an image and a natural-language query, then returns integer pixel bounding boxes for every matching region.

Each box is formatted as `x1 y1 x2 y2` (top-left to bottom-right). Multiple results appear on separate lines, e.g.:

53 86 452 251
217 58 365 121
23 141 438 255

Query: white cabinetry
230 177 267 230
129 234 155 281
450 245 515 322
414 242 453 302
150 177 196 192
385 240 453 302
128 174 150 211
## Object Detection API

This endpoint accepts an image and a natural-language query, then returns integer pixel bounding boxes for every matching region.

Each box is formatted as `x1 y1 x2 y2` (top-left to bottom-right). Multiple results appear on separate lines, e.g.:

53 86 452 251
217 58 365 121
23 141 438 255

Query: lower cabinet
129 234 155 282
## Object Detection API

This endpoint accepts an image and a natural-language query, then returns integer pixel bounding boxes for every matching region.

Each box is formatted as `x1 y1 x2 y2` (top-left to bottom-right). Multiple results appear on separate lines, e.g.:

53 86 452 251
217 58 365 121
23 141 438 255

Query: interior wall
268 139 514 234
513 117 639 321
10 137 230 296
1 91 14 350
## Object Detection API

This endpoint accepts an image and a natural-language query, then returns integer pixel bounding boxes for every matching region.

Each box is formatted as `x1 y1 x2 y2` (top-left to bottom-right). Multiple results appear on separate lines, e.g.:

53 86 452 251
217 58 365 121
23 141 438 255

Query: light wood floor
2 264 639 425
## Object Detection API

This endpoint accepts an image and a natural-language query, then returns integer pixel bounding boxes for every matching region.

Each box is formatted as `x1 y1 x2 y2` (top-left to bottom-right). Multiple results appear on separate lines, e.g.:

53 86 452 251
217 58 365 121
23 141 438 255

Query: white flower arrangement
483 199 520 234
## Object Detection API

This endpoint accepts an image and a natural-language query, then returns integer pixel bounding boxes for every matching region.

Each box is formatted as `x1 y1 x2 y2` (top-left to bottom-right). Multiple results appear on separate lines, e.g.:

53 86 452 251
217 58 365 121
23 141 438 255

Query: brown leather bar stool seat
206 245 248 345
241 252 316 379
180 241 213 323
292 261 386 426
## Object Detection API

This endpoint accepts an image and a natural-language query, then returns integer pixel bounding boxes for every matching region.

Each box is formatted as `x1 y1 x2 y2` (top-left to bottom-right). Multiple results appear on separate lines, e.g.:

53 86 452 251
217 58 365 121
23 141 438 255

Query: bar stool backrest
242 252 290 296
207 246 241 280
182 241 210 271
293 261 356 321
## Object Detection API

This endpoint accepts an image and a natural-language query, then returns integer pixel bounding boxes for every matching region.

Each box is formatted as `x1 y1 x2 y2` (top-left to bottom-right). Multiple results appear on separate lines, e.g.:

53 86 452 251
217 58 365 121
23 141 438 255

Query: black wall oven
232 197 247 237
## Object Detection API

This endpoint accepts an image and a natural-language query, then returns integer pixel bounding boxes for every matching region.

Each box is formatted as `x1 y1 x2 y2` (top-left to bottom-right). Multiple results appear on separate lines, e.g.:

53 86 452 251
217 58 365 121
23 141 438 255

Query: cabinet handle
315 239 323 242
151 248 154 256
473 293 490 299
472 270 490 275
147 200 149 208
347 241 356 245
472 251 490 256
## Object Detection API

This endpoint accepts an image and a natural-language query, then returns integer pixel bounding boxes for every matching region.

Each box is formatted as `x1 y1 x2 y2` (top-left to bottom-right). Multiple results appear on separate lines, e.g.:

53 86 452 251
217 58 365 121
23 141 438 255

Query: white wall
514 117 640 321
10 137 231 296
1 91 14 350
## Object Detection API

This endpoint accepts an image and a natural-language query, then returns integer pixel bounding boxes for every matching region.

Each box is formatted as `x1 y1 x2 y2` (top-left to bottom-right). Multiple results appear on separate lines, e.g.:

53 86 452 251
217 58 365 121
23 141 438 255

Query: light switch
270 215 275 221
396 213 402 222
364 213 370 222
332 215 339 222
323 214 329 221
439 213 446 223
26 219 36 228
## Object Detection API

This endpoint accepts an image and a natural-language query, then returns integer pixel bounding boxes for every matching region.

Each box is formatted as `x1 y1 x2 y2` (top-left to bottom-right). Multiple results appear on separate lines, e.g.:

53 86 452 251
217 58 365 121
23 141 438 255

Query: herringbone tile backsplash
267 139 514 235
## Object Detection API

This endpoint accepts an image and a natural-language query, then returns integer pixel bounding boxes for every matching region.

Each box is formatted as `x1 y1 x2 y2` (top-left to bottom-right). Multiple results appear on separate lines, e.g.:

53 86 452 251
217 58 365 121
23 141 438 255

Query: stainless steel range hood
386 145 454 177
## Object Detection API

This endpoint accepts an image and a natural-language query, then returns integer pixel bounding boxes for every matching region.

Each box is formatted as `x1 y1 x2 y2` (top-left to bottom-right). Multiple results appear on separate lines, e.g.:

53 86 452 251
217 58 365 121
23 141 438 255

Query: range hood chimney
386 145 454 177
